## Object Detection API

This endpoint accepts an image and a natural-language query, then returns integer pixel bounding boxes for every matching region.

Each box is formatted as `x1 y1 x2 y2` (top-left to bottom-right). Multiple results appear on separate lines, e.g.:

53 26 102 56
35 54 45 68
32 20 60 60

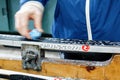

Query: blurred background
0 0 57 35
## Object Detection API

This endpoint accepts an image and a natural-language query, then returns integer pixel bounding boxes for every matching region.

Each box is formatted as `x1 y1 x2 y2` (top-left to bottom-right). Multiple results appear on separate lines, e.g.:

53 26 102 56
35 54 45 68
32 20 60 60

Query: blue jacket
20 0 120 41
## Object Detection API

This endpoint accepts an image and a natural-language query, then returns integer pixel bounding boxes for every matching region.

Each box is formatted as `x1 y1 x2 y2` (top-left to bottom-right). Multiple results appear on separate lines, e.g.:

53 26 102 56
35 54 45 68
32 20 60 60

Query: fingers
33 10 44 33
15 11 31 39
15 2 44 39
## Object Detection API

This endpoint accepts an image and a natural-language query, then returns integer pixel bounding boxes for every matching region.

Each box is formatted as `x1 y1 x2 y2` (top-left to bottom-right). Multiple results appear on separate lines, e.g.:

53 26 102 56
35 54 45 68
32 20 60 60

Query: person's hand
15 1 44 39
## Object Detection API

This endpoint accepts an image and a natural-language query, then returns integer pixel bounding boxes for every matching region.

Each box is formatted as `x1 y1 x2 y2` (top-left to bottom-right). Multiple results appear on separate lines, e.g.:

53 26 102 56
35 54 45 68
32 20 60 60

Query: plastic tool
29 29 42 40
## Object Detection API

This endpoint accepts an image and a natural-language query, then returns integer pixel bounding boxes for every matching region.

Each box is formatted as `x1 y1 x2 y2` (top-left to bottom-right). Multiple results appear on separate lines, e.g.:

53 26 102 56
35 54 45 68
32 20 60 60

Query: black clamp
21 44 44 71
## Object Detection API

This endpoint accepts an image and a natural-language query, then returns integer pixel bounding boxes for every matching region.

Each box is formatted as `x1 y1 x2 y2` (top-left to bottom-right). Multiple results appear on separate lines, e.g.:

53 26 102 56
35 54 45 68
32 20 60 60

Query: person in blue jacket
15 0 120 60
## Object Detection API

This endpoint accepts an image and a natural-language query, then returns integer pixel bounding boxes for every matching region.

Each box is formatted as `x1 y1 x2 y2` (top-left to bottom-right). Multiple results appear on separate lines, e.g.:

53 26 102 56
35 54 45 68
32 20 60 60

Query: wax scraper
29 29 42 40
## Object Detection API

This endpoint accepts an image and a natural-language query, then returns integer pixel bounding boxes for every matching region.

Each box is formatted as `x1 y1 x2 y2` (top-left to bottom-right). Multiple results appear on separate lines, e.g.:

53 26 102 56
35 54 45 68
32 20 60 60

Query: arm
15 0 48 39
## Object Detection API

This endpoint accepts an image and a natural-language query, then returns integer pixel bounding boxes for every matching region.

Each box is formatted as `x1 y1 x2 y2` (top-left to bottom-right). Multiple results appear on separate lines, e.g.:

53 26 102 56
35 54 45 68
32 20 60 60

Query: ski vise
0 34 119 71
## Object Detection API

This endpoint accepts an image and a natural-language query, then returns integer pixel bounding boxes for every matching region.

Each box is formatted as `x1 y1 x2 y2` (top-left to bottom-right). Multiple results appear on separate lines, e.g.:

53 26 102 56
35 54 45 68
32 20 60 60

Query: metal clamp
21 44 44 71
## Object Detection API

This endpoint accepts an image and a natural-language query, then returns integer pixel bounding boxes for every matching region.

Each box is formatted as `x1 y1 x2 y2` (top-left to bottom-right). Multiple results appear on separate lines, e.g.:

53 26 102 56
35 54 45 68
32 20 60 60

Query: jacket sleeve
20 0 49 6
